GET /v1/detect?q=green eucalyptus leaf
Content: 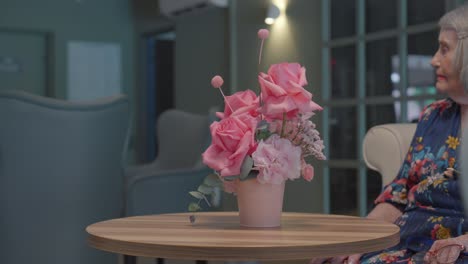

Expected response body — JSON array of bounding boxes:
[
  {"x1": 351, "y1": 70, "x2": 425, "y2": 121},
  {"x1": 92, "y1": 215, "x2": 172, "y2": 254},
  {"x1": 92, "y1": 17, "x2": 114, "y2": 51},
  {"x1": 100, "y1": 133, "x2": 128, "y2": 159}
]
[
  {"x1": 210, "y1": 188, "x2": 220, "y2": 205},
  {"x1": 203, "y1": 195, "x2": 212, "y2": 207},
  {"x1": 189, "y1": 191, "x2": 205, "y2": 199},
  {"x1": 188, "y1": 202, "x2": 202, "y2": 212},
  {"x1": 223, "y1": 175, "x2": 239, "y2": 181},
  {"x1": 239, "y1": 156, "x2": 254, "y2": 180},
  {"x1": 203, "y1": 174, "x2": 223, "y2": 187},
  {"x1": 255, "y1": 120, "x2": 271, "y2": 141},
  {"x1": 256, "y1": 120, "x2": 269, "y2": 130},
  {"x1": 256, "y1": 130, "x2": 272, "y2": 141},
  {"x1": 197, "y1": 184, "x2": 214, "y2": 195}
]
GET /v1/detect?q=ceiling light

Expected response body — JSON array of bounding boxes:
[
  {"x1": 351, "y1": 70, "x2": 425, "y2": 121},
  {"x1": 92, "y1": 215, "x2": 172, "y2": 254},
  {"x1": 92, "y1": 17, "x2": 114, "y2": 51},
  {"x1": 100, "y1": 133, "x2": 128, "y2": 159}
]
[{"x1": 265, "y1": 4, "x2": 280, "y2": 25}]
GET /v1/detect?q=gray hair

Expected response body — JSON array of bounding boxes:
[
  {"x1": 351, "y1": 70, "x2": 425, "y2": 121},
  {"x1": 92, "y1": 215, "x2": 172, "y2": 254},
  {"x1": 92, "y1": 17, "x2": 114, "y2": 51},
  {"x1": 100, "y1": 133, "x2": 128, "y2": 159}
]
[{"x1": 439, "y1": 4, "x2": 468, "y2": 90}]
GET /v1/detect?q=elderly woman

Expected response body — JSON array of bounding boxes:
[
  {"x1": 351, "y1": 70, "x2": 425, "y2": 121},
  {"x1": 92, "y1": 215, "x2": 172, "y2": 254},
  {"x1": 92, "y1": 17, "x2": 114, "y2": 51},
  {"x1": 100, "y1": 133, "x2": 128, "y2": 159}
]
[{"x1": 311, "y1": 4, "x2": 468, "y2": 264}]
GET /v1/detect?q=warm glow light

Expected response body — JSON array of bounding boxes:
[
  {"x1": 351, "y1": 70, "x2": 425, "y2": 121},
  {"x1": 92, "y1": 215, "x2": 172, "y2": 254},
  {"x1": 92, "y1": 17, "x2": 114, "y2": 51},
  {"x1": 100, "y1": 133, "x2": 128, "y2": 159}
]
[
  {"x1": 262, "y1": 0, "x2": 297, "y2": 63},
  {"x1": 272, "y1": 0, "x2": 287, "y2": 12},
  {"x1": 265, "y1": 17, "x2": 275, "y2": 25},
  {"x1": 265, "y1": 4, "x2": 280, "y2": 25},
  {"x1": 264, "y1": 0, "x2": 287, "y2": 26}
]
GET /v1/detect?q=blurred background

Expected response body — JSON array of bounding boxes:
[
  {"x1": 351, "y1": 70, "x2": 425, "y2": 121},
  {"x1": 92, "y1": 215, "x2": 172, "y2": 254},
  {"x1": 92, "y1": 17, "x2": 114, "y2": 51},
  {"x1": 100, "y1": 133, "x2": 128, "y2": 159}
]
[{"x1": 1, "y1": 1, "x2": 467, "y2": 263}]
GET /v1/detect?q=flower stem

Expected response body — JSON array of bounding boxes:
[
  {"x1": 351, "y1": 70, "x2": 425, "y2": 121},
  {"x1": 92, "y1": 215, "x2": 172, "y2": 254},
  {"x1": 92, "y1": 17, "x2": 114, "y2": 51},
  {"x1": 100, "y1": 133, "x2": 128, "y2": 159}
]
[
  {"x1": 281, "y1": 112, "x2": 287, "y2": 137},
  {"x1": 219, "y1": 88, "x2": 234, "y2": 113},
  {"x1": 258, "y1": 39, "x2": 265, "y2": 65},
  {"x1": 291, "y1": 122, "x2": 304, "y2": 142}
]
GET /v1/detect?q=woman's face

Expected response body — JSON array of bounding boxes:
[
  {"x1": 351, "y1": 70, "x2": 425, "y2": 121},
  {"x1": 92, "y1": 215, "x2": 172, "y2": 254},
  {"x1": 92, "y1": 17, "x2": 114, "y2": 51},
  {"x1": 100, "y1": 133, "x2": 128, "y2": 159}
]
[{"x1": 431, "y1": 29, "x2": 464, "y2": 95}]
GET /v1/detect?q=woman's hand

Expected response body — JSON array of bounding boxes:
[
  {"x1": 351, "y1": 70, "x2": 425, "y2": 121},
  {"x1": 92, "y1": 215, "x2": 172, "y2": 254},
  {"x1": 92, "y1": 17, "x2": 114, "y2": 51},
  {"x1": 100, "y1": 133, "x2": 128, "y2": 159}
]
[
  {"x1": 346, "y1": 253, "x2": 363, "y2": 264},
  {"x1": 308, "y1": 256, "x2": 345, "y2": 264},
  {"x1": 308, "y1": 203, "x2": 400, "y2": 264},
  {"x1": 423, "y1": 235, "x2": 468, "y2": 263},
  {"x1": 308, "y1": 253, "x2": 362, "y2": 264}
]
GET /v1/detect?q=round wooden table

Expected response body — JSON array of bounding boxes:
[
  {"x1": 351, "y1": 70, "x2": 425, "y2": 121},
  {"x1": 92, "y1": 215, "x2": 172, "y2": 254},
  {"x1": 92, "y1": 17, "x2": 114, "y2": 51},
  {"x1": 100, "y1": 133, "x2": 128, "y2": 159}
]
[{"x1": 86, "y1": 212, "x2": 400, "y2": 261}]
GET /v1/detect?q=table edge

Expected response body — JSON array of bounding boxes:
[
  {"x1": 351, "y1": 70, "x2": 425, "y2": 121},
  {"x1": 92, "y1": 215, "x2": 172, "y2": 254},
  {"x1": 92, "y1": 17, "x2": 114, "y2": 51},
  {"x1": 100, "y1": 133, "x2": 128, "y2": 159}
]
[{"x1": 87, "y1": 212, "x2": 401, "y2": 260}]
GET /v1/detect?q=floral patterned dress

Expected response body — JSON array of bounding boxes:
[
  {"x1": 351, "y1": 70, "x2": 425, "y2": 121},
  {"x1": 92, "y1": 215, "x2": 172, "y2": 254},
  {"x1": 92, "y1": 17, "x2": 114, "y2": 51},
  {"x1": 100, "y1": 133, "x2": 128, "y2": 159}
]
[{"x1": 361, "y1": 98, "x2": 467, "y2": 264}]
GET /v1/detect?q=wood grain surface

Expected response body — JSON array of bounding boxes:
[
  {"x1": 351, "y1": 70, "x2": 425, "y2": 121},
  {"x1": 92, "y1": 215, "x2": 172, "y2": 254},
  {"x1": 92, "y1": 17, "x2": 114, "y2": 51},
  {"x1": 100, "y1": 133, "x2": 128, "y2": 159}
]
[{"x1": 87, "y1": 212, "x2": 399, "y2": 261}]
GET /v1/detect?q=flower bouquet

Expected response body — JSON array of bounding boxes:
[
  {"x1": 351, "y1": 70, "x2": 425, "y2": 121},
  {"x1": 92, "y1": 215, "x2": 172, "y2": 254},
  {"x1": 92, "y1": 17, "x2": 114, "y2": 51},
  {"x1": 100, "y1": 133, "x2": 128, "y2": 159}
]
[{"x1": 188, "y1": 29, "x2": 325, "y2": 226}]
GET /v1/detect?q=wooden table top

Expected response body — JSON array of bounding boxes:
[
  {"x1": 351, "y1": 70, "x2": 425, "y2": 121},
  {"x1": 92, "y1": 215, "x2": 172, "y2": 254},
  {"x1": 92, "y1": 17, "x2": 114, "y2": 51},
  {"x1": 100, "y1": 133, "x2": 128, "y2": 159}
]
[{"x1": 86, "y1": 212, "x2": 400, "y2": 261}]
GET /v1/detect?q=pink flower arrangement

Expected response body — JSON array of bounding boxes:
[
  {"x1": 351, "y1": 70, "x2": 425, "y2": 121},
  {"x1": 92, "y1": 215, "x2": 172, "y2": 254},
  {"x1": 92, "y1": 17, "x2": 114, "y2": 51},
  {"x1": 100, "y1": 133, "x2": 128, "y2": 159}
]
[{"x1": 188, "y1": 29, "x2": 325, "y2": 216}]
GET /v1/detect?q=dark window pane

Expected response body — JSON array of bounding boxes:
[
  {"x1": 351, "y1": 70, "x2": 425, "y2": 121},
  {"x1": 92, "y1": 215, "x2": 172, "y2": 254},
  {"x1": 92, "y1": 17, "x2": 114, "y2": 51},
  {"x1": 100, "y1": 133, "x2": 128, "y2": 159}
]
[
  {"x1": 366, "y1": 104, "x2": 396, "y2": 130},
  {"x1": 367, "y1": 169, "x2": 383, "y2": 214},
  {"x1": 408, "y1": 0, "x2": 446, "y2": 26},
  {"x1": 408, "y1": 30, "x2": 438, "y2": 86},
  {"x1": 330, "y1": 106, "x2": 357, "y2": 159},
  {"x1": 366, "y1": 38, "x2": 397, "y2": 96},
  {"x1": 331, "y1": 45, "x2": 356, "y2": 98},
  {"x1": 366, "y1": 0, "x2": 397, "y2": 33},
  {"x1": 408, "y1": 31, "x2": 439, "y2": 56},
  {"x1": 387, "y1": 30, "x2": 441, "y2": 122},
  {"x1": 331, "y1": 0, "x2": 356, "y2": 39},
  {"x1": 330, "y1": 168, "x2": 358, "y2": 215},
  {"x1": 366, "y1": 99, "x2": 436, "y2": 126},
  {"x1": 392, "y1": 88, "x2": 437, "y2": 123},
  {"x1": 330, "y1": 169, "x2": 383, "y2": 215}
]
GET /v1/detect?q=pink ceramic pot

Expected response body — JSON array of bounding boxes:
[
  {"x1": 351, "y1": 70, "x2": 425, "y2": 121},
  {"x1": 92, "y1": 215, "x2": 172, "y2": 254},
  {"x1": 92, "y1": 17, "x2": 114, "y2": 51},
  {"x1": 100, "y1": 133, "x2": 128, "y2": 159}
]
[{"x1": 236, "y1": 178, "x2": 285, "y2": 228}]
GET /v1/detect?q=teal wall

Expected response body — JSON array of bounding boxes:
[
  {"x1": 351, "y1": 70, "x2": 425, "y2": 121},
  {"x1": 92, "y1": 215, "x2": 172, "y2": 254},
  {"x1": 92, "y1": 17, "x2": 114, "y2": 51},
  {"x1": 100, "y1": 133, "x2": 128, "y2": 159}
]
[
  {"x1": 0, "y1": 0, "x2": 134, "y2": 101},
  {"x1": 175, "y1": 8, "x2": 228, "y2": 114},
  {"x1": 221, "y1": 0, "x2": 324, "y2": 213},
  {"x1": 133, "y1": 3, "x2": 227, "y2": 121},
  {"x1": 2, "y1": 0, "x2": 325, "y2": 213},
  {"x1": 131, "y1": 2, "x2": 228, "y2": 162},
  {"x1": 132, "y1": 0, "x2": 324, "y2": 213},
  {"x1": 131, "y1": 0, "x2": 173, "y2": 162}
]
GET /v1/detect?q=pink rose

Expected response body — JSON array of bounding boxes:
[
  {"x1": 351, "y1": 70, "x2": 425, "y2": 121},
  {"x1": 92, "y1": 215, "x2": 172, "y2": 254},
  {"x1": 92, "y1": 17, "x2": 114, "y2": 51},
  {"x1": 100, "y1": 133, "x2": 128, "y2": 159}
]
[
  {"x1": 202, "y1": 114, "x2": 258, "y2": 177},
  {"x1": 258, "y1": 62, "x2": 322, "y2": 120},
  {"x1": 216, "y1": 90, "x2": 260, "y2": 119},
  {"x1": 301, "y1": 160, "x2": 314, "y2": 181},
  {"x1": 252, "y1": 134, "x2": 301, "y2": 184}
]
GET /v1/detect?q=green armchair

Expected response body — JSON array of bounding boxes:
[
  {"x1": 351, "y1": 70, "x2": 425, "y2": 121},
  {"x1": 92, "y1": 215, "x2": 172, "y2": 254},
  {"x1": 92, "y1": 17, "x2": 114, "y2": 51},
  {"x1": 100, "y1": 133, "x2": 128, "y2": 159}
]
[{"x1": 0, "y1": 90, "x2": 130, "y2": 264}]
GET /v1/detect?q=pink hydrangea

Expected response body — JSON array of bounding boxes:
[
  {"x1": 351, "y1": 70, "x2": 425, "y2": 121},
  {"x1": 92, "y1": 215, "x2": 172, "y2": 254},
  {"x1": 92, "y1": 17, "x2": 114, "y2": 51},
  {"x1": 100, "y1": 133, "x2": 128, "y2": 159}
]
[
  {"x1": 252, "y1": 134, "x2": 302, "y2": 184},
  {"x1": 267, "y1": 117, "x2": 326, "y2": 161}
]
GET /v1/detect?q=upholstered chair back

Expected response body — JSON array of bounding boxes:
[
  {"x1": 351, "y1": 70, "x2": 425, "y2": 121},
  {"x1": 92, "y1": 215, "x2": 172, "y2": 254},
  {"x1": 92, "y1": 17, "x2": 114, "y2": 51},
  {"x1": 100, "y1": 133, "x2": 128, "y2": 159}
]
[
  {"x1": 0, "y1": 90, "x2": 130, "y2": 264},
  {"x1": 125, "y1": 109, "x2": 214, "y2": 217},
  {"x1": 362, "y1": 123, "x2": 417, "y2": 186},
  {"x1": 155, "y1": 109, "x2": 210, "y2": 170}
]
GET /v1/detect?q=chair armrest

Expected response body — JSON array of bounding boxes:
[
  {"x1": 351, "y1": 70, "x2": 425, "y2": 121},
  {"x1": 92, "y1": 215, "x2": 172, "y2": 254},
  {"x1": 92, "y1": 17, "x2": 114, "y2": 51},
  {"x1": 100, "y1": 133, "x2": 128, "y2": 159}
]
[
  {"x1": 362, "y1": 123, "x2": 416, "y2": 186},
  {"x1": 125, "y1": 167, "x2": 215, "y2": 216}
]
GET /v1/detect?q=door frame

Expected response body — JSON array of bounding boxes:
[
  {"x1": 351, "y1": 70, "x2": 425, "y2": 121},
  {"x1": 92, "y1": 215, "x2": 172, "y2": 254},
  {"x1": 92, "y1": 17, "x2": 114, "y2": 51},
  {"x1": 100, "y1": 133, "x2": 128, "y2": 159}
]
[{"x1": 140, "y1": 27, "x2": 175, "y2": 161}]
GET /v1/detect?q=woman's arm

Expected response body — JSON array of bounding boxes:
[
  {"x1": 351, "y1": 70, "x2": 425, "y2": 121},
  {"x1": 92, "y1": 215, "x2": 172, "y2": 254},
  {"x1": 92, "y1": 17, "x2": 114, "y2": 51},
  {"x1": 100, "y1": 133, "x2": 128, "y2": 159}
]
[
  {"x1": 366, "y1": 203, "x2": 403, "y2": 223},
  {"x1": 342, "y1": 203, "x2": 403, "y2": 264},
  {"x1": 311, "y1": 200, "x2": 405, "y2": 264}
]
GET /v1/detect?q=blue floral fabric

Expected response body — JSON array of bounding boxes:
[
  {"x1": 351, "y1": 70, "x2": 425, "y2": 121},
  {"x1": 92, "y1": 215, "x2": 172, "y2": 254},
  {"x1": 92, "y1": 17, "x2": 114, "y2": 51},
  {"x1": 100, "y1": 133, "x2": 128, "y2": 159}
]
[{"x1": 361, "y1": 98, "x2": 468, "y2": 264}]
